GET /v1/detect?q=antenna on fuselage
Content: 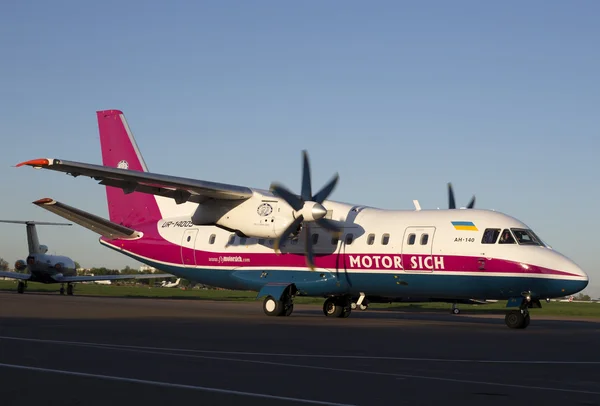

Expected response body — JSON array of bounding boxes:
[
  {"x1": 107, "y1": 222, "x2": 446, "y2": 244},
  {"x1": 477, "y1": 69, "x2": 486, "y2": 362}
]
[{"x1": 412, "y1": 200, "x2": 421, "y2": 211}]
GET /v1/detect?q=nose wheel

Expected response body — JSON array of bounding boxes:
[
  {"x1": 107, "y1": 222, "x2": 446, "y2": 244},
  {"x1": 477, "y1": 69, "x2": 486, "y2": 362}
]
[{"x1": 505, "y1": 309, "x2": 530, "y2": 329}]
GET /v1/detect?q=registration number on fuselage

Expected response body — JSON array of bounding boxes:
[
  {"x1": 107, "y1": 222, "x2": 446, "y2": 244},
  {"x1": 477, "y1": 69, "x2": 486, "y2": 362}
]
[{"x1": 161, "y1": 221, "x2": 193, "y2": 228}]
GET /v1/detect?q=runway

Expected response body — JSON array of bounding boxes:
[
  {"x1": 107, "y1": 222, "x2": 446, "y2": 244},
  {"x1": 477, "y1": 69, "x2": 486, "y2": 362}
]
[{"x1": 1, "y1": 292, "x2": 599, "y2": 406}]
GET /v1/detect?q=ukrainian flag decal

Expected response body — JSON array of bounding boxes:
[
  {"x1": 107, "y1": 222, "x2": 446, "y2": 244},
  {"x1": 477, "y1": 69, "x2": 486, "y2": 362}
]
[{"x1": 451, "y1": 221, "x2": 478, "y2": 231}]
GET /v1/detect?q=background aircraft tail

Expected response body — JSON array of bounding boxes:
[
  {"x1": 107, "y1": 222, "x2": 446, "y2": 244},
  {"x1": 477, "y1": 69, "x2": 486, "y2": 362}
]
[{"x1": 96, "y1": 110, "x2": 163, "y2": 227}]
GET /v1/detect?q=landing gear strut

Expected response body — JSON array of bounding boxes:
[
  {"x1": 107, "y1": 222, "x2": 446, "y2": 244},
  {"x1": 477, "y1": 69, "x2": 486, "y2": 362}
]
[
  {"x1": 350, "y1": 292, "x2": 369, "y2": 311},
  {"x1": 323, "y1": 296, "x2": 352, "y2": 318}
]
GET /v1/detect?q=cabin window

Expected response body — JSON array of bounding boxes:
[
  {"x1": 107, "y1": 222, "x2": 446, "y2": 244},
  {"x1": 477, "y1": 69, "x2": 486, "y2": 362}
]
[
  {"x1": 407, "y1": 233, "x2": 416, "y2": 245},
  {"x1": 498, "y1": 229, "x2": 516, "y2": 244},
  {"x1": 381, "y1": 233, "x2": 390, "y2": 245},
  {"x1": 367, "y1": 234, "x2": 375, "y2": 245},
  {"x1": 420, "y1": 234, "x2": 429, "y2": 245},
  {"x1": 240, "y1": 237, "x2": 247, "y2": 245},
  {"x1": 208, "y1": 234, "x2": 216, "y2": 244},
  {"x1": 345, "y1": 234, "x2": 354, "y2": 245},
  {"x1": 481, "y1": 228, "x2": 500, "y2": 244},
  {"x1": 312, "y1": 233, "x2": 319, "y2": 245},
  {"x1": 331, "y1": 236, "x2": 338, "y2": 245},
  {"x1": 228, "y1": 235, "x2": 235, "y2": 245},
  {"x1": 258, "y1": 238, "x2": 265, "y2": 245}
]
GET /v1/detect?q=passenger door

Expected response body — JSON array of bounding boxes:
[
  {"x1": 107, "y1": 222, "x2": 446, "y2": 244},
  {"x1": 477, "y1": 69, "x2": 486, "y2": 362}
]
[
  {"x1": 401, "y1": 226, "x2": 436, "y2": 273},
  {"x1": 181, "y1": 229, "x2": 198, "y2": 267}
]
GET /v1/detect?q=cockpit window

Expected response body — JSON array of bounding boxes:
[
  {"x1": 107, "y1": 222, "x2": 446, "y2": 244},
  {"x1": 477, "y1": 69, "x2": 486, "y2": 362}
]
[
  {"x1": 511, "y1": 228, "x2": 543, "y2": 246},
  {"x1": 498, "y1": 229, "x2": 516, "y2": 244},
  {"x1": 481, "y1": 228, "x2": 500, "y2": 244}
]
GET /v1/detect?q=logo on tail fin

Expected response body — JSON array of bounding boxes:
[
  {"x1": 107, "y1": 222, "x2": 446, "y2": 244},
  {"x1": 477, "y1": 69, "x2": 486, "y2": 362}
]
[{"x1": 117, "y1": 160, "x2": 129, "y2": 169}]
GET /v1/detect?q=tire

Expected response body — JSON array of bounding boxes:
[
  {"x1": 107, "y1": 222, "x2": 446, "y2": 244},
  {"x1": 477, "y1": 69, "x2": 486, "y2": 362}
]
[
  {"x1": 263, "y1": 296, "x2": 284, "y2": 316},
  {"x1": 505, "y1": 310, "x2": 525, "y2": 329},
  {"x1": 323, "y1": 298, "x2": 343, "y2": 317}
]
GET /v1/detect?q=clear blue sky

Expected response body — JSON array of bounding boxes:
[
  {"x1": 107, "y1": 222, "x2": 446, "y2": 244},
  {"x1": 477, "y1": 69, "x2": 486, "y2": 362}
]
[{"x1": 1, "y1": 1, "x2": 598, "y2": 297}]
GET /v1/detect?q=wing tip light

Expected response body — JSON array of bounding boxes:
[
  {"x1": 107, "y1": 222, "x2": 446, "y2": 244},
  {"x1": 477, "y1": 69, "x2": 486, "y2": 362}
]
[
  {"x1": 16, "y1": 158, "x2": 51, "y2": 168},
  {"x1": 33, "y1": 198, "x2": 55, "y2": 205}
]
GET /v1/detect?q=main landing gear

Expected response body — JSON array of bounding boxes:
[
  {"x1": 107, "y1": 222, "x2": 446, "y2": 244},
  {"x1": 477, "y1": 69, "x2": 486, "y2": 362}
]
[
  {"x1": 451, "y1": 303, "x2": 460, "y2": 315},
  {"x1": 323, "y1": 296, "x2": 352, "y2": 318},
  {"x1": 59, "y1": 283, "x2": 74, "y2": 296},
  {"x1": 262, "y1": 286, "x2": 295, "y2": 317},
  {"x1": 17, "y1": 281, "x2": 27, "y2": 294},
  {"x1": 262, "y1": 290, "x2": 356, "y2": 319}
]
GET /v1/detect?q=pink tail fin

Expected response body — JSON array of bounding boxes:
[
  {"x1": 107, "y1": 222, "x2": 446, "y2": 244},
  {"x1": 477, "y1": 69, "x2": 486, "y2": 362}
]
[{"x1": 97, "y1": 110, "x2": 162, "y2": 227}]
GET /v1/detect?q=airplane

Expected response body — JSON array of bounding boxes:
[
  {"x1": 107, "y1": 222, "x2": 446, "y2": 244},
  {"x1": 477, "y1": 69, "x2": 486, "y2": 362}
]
[
  {"x1": 0, "y1": 219, "x2": 173, "y2": 295},
  {"x1": 15, "y1": 109, "x2": 589, "y2": 328},
  {"x1": 161, "y1": 278, "x2": 181, "y2": 288}
]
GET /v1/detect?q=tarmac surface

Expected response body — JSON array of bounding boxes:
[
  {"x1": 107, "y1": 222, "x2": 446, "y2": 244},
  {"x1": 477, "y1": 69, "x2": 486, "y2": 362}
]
[{"x1": 1, "y1": 291, "x2": 599, "y2": 406}]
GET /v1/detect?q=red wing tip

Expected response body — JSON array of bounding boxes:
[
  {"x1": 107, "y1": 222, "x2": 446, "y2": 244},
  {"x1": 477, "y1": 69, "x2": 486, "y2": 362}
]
[
  {"x1": 16, "y1": 158, "x2": 50, "y2": 168},
  {"x1": 33, "y1": 198, "x2": 55, "y2": 205}
]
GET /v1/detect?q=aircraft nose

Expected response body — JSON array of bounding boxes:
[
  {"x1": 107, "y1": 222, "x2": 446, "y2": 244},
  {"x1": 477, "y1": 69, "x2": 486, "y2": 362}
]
[{"x1": 563, "y1": 260, "x2": 589, "y2": 295}]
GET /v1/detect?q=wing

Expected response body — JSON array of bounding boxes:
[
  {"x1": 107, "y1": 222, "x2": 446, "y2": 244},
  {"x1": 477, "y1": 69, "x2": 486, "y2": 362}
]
[
  {"x1": 17, "y1": 158, "x2": 254, "y2": 204},
  {"x1": 0, "y1": 271, "x2": 32, "y2": 281},
  {"x1": 33, "y1": 198, "x2": 141, "y2": 239},
  {"x1": 51, "y1": 273, "x2": 173, "y2": 283}
]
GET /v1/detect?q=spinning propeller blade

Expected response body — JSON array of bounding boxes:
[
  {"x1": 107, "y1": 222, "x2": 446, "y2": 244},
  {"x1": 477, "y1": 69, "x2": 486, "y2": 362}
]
[{"x1": 270, "y1": 150, "x2": 340, "y2": 270}]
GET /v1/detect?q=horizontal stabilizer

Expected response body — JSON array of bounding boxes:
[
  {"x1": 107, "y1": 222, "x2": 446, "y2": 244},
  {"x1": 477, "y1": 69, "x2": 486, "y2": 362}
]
[
  {"x1": 0, "y1": 271, "x2": 32, "y2": 281},
  {"x1": 51, "y1": 273, "x2": 173, "y2": 283},
  {"x1": 33, "y1": 198, "x2": 142, "y2": 240},
  {"x1": 0, "y1": 220, "x2": 71, "y2": 226}
]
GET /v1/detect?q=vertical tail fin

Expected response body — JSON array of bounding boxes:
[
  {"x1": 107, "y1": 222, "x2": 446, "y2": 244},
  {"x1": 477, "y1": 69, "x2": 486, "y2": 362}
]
[{"x1": 97, "y1": 110, "x2": 162, "y2": 227}]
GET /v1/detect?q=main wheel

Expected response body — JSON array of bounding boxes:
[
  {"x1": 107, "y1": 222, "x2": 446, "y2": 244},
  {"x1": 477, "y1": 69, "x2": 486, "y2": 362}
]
[
  {"x1": 323, "y1": 298, "x2": 343, "y2": 317},
  {"x1": 284, "y1": 303, "x2": 294, "y2": 316},
  {"x1": 452, "y1": 308, "x2": 460, "y2": 315},
  {"x1": 263, "y1": 296, "x2": 284, "y2": 316},
  {"x1": 67, "y1": 284, "x2": 74, "y2": 296},
  {"x1": 59, "y1": 287, "x2": 65, "y2": 295},
  {"x1": 17, "y1": 282, "x2": 25, "y2": 294},
  {"x1": 505, "y1": 310, "x2": 525, "y2": 329}
]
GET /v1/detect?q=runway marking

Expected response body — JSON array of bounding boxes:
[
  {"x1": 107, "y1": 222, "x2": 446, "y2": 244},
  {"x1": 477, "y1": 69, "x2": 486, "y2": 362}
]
[
  {"x1": 2, "y1": 335, "x2": 600, "y2": 365},
  {"x1": 0, "y1": 362, "x2": 355, "y2": 406},
  {"x1": 1, "y1": 336, "x2": 598, "y2": 396}
]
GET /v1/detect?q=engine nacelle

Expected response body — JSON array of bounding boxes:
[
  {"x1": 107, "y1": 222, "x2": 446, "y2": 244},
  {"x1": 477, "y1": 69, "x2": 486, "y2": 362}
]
[
  {"x1": 38, "y1": 245, "x2": 48, "y2": 254},
  {"x1": 219, "y1": 215, "x2": 300, "y2": 239},
  {"x1": 14, "y1": 259, "x2": 27, "y2": 271},
  {"x1": 192, "y1": 193, "x2": 302, "y2": 239}
]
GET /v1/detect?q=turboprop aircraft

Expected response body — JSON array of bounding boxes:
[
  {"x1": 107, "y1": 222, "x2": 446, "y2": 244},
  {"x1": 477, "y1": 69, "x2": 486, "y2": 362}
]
[
  {"x1": 0, "y1": 219, "x2": 173, "y2": 295},
  {"x1": 15, "y1": 109, "x2": 588, "y2": 328}
]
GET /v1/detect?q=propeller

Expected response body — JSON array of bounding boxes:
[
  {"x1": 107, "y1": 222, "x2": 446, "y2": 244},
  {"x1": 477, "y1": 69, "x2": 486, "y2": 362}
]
[
  {"x1": 270, "y1": 150, "x2": 342, "y2": 270},
  {"x1": 447, "y1": 182, "x2": 475, "y2": 209}
]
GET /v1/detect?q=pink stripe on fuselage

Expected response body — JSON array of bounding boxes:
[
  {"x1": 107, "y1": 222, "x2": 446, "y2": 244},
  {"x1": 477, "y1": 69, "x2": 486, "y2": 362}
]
[{"x1": 101, "y1": 225, "x2": 579, "y2": 278}]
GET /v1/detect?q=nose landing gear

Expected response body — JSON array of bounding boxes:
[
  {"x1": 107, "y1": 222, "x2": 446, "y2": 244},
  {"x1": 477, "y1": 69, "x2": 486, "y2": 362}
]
[{"x1": 504, "y1": 294, "x2": 540, "y2": 329}]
